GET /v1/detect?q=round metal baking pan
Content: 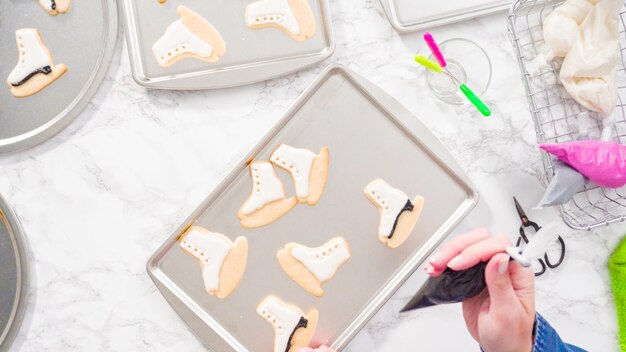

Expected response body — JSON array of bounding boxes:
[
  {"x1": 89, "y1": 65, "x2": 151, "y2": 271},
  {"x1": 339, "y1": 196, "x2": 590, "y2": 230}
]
[
  {"x1": 0, "y1": 0, "x2": 117, "y2": 153},
  {"x1": 0, "y1": 194, "x2": 29, "y2": 352}
]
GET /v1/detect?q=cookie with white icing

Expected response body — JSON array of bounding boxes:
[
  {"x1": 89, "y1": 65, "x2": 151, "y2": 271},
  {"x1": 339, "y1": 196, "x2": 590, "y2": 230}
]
[
  {"x1": 270, "y1": 144, "x2": 329, "y2": 206},
  {"x1": 152, "y1": 5, "x2": 226, "y2": 67},
  {"x1": 7, "y1": 29, "x2": 67, "y2": 98},
  {"x1": 364, "y1": 179, "x2": 424, "y2": 249},
  {"x1": 245, "y1": 0, "x2": 316, "y2": 42},
  {"x1": 257, "y1": 296, "x2": 318, "y2": 352},
  {"x1": 277, "y1": 237, "x2": 350, "y2": 297},
  {"x1": 38, "y1": 0, "x2": 71, "y2": 15},
  {"x1": 238, "y1": 161, "x2": 298, "y2": 228},
  {"x1": 178, "y1": 226, "x2": 248, "y2": 299}
]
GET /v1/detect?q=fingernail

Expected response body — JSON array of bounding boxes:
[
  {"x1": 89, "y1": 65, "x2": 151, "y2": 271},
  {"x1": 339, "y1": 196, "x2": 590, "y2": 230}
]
[
  {"x1": 425, "y1": 264, "x2": 435, "y2": 274},
  {"x1": 498, "y1": 256, "x2": 510, "y2": 274},
  {"x1": 429, "y1": 251, "x2": 444, "y2": 264},
  {"x1": 447, "y1": 255, "x2": 462, "y2": 268}
]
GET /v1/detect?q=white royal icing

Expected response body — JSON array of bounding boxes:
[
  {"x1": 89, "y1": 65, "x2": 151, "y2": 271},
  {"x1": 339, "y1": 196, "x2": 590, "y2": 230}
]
[
  {"x1": 365, "y1": 179, "x2": 412, "y2": 238},
  {"x1": 245, "y1": 0, "x2": 301, "y2": 35},
  {"x1": 152, "y1": 19, "x2": 213, "y2": 66},
  {"x1": 179, "y1": 228, "x2": 232, "y2": 292},
  {"x1": 7, "y1": 29, "x2": 53, "y2": 86},
  {"x1": 38, "y1": 0, "x2": 54, "y2": 11},
  {"x1": 257, "y1": 297, "x2": 304, "y2": 352},
  {"x1": 270, "y1": 144, "x2": 316, "y2": 199},
  {"x1": 240, "y1": 162, "x2": 287, "y2": 215},
  {"x1": 291, "y1": 237, "x2": 350, "y2": 282}
]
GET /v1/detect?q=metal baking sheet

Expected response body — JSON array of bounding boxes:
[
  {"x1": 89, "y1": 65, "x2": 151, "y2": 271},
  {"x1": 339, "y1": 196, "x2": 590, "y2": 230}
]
[
  {"x1": 0, "y1": 194, "x2": 29, "y2": 352},
  {"x1": 379, "y1": 0, "x2": 512, "y2": 32},
  {"x1": 121, "y1": 0, "x2": 334, "y2": 89},
  {"x1": 0, "y1": 0, "x2": 117, "y2": 154},
  {"x1": 147, "y1": 64, "x2": 477, "y2": 351}
]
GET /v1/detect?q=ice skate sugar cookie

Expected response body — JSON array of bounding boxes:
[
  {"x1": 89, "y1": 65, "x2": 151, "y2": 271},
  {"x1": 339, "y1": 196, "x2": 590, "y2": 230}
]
[
  {"x1": 257, "y1": 296, "x2": 318, "y2": 352},
  {"x1": 7, "y1": 29, "x2": 67, "y2": 98},
  {"x1": 178, "y1": 226, "x2": 248, "y2": 299},
  {"x1": 245, "y1": 0, "x2": 317, "y2": 42},
  {"x1": 238, "y1": 161, "x2": 297, "y2": 228},
  {"x1": 270, "y1": 144, "x2": 329, "y2": 205},
  {"x1": 152, "y1": 6, "x2": 226, "y2": 67},
  {"x1": 364, "y1": 179, "x2": 424, "y2": 249},
  {"x1": 277, "y1": 237, "x2": 350, "y2": 297},
  {"x1": 38, "y1": 0, "x2": 71, "y2": 15}
]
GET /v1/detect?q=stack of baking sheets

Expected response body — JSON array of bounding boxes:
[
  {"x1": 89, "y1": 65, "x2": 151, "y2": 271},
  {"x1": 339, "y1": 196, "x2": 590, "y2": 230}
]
[
  {"x1": 120, "y1": 0, "x2": 334, "y2": 89},
  {"x1": 148, "y1": 65, "x2": 478, "y2": 351}
]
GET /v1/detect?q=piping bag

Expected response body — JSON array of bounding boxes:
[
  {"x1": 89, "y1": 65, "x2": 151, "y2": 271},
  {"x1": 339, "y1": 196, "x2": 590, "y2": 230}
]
[{"x1": 400, "y1": 224, "x2": 561, "y2": 312}]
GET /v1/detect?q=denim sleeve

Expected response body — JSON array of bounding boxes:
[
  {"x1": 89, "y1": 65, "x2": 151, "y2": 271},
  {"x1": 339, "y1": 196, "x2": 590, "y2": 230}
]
[{"x1": 532, "y1": 313, "x2": 587, "y2": 352}]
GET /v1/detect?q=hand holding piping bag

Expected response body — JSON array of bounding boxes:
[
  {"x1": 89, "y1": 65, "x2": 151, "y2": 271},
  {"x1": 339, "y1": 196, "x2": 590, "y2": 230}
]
[
  {"x1": 424, "y1": 229, "x2": 535, "y2": 352},
  {"x1": 414, "y1": 33, "x2": 492, "y2": 117}
]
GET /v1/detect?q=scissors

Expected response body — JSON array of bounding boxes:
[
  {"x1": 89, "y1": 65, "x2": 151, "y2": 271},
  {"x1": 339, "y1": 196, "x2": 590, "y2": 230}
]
[{"x1": 513, "y1": 197, "x2": 566, "y2": 276}]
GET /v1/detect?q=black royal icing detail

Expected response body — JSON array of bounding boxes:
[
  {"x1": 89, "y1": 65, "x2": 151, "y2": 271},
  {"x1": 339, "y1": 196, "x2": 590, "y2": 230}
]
[
  {"x1": 51, "y1": 0, "x2": 57, "y2": 10},
  {"x1": 387, "y1": 199, "x2": 414, "y2": 239},
  {"x1": 11, "y1": 66, "x2": 52, "y2": 87},
  {"x1": 285, "y1": 316, "x2": 308, "y2": 352}
]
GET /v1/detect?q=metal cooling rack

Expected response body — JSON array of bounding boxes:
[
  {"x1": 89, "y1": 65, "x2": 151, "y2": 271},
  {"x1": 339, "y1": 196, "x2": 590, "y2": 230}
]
[{"x1": 508, "y1": 0, "x2": 626, "y2": 230}]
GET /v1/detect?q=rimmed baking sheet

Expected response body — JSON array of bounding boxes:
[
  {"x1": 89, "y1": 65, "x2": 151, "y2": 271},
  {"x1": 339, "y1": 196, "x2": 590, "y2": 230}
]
[
  {"x1": 0, "y1": 194, "x2": 29, "y2": 352},
  {"x1": 147, "y1": 64, "x2": 477, "y2": 351},
  {"x1": 121, "y1": 0, "x2": 334, "y2": 89},
  {"x1": 379, "y1": 0, "x2": 512, "y2": 32},
  {"x1": 0, "y1": 0, "x2": 117, "y2": 153}
]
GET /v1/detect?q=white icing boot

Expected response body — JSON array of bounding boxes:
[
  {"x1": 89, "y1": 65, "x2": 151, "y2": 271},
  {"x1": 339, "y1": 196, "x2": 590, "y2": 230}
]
[
  {"x1": 277, "y1": 237, "x2": 350, "y2": 297},
  {"x1": 245, "y1": 0, "x2": 316, "y2": 42},
  {"x1": 364, "y1": 179, "x2": 424, "y2": 249},
  {"x1": 179, "y1": 226, "x2": 248, "y2": 299},
  {"x1": 152, "y1": 5, "x2": 226, "y2": 67},
  {"x1": 7, "y1": 29, "x2": 67, "y2": 98},
  {"x1": 257, "y1": 296, "x2": 318, "y2": 352},
  {"x1": 238, "y1": 161, "x2": 297, "y2": 228},
  {"x1": 270, "y1": 144, "x2": 329, "y2": 205},
  {"x1": 38, "y1": 0, "x2": 71, "y2": 15}
]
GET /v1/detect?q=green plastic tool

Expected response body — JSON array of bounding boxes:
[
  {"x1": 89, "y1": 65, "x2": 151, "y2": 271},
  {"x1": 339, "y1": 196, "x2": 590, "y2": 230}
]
[
  {"x1": 446, "y1": 73, "x2": 491, "y2": 117},
  {"x1": 459, "y1": 83, "x2": 491, "y2": 117}
]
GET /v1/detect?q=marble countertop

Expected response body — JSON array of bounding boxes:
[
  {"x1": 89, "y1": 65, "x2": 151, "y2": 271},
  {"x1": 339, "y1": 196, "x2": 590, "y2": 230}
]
[{"x1": 3, "y1": 0, "x2": 625, "y2": 350}]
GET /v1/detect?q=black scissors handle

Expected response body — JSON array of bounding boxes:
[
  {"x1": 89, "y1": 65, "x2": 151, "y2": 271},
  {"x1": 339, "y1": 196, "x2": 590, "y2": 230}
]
[{"x1": 544, "y1": 235, "x2": 566, "y2": 269}]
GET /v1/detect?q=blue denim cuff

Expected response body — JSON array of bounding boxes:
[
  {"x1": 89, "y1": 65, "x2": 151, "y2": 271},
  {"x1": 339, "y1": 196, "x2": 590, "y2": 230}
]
[{"x1": 533, "y1": 313, "x2": 587, "y2": 352}]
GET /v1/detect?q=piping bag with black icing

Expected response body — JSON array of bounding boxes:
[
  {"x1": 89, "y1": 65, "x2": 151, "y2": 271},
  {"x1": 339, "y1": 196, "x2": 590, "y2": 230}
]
[{"x1": 400, "y1": 224, "x2": 562, "y2": 312}]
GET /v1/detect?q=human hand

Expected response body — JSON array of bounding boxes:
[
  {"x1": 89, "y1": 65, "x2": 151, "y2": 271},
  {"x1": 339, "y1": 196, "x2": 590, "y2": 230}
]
[
  {"x1": 301, "y1": 346, "x2": 334, "y2": 352},
  {"x1": 424, "y1": 228, "x2": 536, "y2": 352}
]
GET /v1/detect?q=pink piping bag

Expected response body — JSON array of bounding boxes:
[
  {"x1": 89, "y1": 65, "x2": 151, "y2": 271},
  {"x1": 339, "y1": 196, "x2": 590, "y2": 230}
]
[{"x1": 540, "y1": 140, "x2": 626, "y2": 188}]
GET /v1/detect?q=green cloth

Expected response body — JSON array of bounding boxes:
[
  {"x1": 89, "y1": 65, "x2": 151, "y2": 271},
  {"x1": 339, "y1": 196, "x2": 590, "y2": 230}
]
[{"x1": 610, "y1": 237, "x2": 626, "y2": 351}]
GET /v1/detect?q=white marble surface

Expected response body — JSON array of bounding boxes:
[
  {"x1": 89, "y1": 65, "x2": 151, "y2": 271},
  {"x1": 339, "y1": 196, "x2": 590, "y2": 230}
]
[{"x1": 3, "y1": 0, "x2": 626, "y2": 351}]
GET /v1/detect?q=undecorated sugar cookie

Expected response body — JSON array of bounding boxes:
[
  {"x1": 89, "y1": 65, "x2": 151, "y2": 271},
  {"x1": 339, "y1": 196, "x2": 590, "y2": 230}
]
[
  {"x1": 38, "y1": 0, "x2": 71, "y2": 15},
  {"x1": 238, "y1": 161, "x2": 298, "y2": 228},
  {"x1": 178, "y1": 226, "x2": 248, "y2": 299},
  {"x1": 7, "y1": 28, "x2": 67, "y2": 98},
  {"x1": 245, "y1": 0, "x2": 317, "y2": 42},
  {"x1": 152, "y1": 5, "x2": 226, "y2": 67},
  {"x1": 257, "y1": 296, "x2": 318, "y2": 352},
  {"x1": 364, "y1": 179, "x2": 424, "y2": 249},
  {"x1": 270, "y1": 144, "x2": 329, "y2": 205},
  {"x1": 277, "y1": 237, "x2": 350, "y2": 297}
]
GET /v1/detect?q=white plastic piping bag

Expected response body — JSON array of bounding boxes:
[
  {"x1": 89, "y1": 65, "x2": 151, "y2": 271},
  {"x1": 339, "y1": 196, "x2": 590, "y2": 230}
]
[{"x1": 506, "y1": 223, "x2": 562, "y2": 267}]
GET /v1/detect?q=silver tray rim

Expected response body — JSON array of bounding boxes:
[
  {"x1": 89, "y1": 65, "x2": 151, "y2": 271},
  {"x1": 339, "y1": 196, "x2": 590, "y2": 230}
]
[
  {"x1": 0, "y1": 194, "x2": 29, "y2": 352},
  {"x1": 0, "y1": 0, "x2": 118, "y2": 154},
  {"x1": 379, "y1": 0, "x2": 511, "y2": 33},
  {"x1": 146, "y1": 64, "x2": 478, "y2": 351},
  {"x1": 120, "y1": 0, "x2": 335, "y2": 90}
]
